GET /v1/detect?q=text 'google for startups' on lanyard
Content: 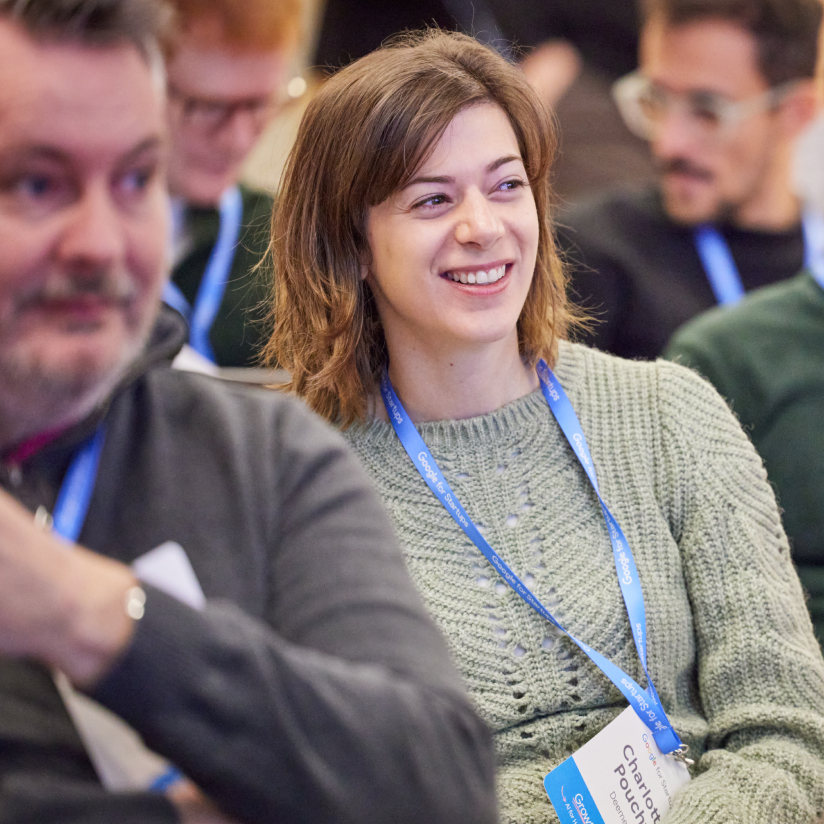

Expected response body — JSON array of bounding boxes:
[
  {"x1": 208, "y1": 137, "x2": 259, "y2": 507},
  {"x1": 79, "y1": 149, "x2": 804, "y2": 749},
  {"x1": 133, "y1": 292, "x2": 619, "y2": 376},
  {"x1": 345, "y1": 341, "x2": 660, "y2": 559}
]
[
  {"x1": 50, "y1": 427, "x2": 182, "y2": 793},
  {"x1": 381, "y1": 363, "x2": 686, "y2": 758},
  {"x1": 694, "y1": 209, "x2": 824, "y2": 305},
  {"x1": 162, "y1": 185, "x2": 243, "y2": 363}
]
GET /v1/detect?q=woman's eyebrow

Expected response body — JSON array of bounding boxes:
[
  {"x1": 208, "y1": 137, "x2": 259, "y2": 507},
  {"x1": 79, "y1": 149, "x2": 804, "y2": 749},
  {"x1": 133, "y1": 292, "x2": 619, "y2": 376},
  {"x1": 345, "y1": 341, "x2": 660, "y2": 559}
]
[
  {"x1": 403, "y1": 155, "x2": 523, "y2": 190},
  {"x1": 488, "y1": 154, "x2": 522, "y2": 172}
]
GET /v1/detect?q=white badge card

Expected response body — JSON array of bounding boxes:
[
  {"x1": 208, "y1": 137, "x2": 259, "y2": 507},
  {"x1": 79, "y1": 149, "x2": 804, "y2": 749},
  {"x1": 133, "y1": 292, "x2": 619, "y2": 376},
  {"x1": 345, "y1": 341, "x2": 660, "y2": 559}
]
[{"x1": 544, "y1": 707, "x2": 690, "y2": 824}]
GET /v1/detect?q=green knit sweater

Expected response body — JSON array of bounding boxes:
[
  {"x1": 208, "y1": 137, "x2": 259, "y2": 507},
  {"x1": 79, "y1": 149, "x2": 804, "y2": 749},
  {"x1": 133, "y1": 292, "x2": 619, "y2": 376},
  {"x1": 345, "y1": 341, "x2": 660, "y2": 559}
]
[{"x1": 343, "y1": 341, "x2": 824, "y2": 824}]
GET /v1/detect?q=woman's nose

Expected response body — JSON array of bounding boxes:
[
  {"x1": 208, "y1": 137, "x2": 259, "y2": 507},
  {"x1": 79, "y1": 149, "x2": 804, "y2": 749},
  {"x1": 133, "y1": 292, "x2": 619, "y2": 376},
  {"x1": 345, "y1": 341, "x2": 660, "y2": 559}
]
[{"x1": 454, "y1": 190, "x2": 504, "y2": 248}]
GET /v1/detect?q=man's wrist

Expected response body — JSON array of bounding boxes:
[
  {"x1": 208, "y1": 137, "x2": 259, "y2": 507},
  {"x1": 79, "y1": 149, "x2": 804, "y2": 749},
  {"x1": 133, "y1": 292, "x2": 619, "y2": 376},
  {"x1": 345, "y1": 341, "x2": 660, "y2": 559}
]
[{"x1": 51, "y1": 547, "x2": 143, "y2": 689}]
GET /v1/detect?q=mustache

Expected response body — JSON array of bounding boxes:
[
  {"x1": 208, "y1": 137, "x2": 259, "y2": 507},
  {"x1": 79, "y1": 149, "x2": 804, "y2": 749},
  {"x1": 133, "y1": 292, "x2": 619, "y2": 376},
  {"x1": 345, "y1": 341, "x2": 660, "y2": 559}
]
[
  {"x1": 17, "y1": 271, "x2": 137, "y2": 309},
  {"x1": 658, "y1": 157, "x2": 713, "y2": 181}
]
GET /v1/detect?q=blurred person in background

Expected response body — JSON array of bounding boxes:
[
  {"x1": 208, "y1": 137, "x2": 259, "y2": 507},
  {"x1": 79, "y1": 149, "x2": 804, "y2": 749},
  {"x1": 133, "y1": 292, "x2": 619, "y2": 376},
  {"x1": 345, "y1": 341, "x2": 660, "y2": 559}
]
[
  {"x1": 665, "y1": 22, "x2": 824, "y2": 642},
  {"x1": 559, "y1": 0, "x2": 821, "y2": 359},
  {"x1": 164, "y1": 0, "x2": 299, "y2": 368}
]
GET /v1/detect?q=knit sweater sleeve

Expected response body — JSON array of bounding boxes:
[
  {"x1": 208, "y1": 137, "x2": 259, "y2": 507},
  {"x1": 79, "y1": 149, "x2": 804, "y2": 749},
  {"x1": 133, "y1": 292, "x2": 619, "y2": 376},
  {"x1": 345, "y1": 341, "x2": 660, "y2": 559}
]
[{"x1": 655, "y1": 360, "x2": 824, "y2": 823}]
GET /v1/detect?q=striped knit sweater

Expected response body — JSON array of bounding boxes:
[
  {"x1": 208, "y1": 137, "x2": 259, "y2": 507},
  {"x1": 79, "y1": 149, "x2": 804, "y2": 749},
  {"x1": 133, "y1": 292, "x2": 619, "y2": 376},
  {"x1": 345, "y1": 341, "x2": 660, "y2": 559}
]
[{"x1": 343, "y1": 341, "x2": 824, "y2": 824}]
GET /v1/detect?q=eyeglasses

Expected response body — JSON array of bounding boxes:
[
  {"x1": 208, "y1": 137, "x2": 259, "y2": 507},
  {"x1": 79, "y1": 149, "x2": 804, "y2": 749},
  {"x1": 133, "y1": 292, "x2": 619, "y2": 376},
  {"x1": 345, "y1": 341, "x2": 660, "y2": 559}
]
[
  {"x1": 168, "y1": 83, "x2": 278, "y2": 134},
  {"x1": 612, "y1": 71, "x2": 798, "y2": 142}
]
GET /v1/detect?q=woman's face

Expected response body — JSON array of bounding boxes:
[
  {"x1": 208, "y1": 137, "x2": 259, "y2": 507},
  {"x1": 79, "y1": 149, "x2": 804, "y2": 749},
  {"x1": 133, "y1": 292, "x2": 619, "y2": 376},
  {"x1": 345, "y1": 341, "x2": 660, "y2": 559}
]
[{"x1": 364, "y1": 103, "x2": 540, "y2": 358}]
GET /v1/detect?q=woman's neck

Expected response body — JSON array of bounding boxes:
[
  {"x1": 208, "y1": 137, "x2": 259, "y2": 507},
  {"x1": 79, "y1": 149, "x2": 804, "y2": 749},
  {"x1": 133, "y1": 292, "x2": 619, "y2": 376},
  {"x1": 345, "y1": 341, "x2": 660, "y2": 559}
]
[{"x1": 382, "y1": 337, "x2": 539, "y2": 423}]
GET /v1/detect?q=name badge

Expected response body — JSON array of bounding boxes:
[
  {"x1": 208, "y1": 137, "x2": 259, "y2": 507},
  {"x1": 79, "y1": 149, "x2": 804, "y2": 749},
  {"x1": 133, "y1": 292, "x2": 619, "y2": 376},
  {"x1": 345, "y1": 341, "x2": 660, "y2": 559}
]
[{"x1": 544, "y1": 708, "x2": 691, "y2": 823}]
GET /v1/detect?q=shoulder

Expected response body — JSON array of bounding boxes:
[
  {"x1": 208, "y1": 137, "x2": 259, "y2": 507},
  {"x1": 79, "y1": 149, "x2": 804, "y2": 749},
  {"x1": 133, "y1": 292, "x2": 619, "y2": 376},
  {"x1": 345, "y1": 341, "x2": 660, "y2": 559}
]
[
  {"x1": 664, "y1": 272, "x2": 819, "y2": 383},
  {"x1": 669, "y1": 272, "x2": 816, "y2": 351},
  {"x1": 553, "y1": 343, "x2": 760, "y2": 536},
  {"x1": 239, "y1": 183, "x2": 275, "y2": 218},
  {"x1": 557, "y1": 184, "x2": 665, "y2": 244},
  {"x1": 122, "y1": 367, "x2": 354, "y2": 470},
  {"x1": 556, "y1": 339, "x2": 711, "y2": 395},
  {"x1": 555, "y1": 340, "x2": 735, "y2": 436},
  {"x1": 238, "y1": 184, "x2": 275, "y2": 257}
]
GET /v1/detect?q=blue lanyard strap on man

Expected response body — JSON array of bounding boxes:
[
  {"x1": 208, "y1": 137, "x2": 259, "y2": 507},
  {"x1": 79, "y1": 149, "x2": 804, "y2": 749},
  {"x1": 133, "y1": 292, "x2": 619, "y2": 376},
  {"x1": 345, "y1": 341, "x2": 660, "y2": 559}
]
[
  {"x1": 51, "y1": 427, "x2": 183, "y2": 792},
  {"x1": 163, "y1": 185, "x2": 244, "y2": 363},
  {"x1": 52, "y1": 427, "x2": 107, "y2": 543},
  {"x1": 694, "y1": 209, "x2": 824, "y2": 305},
  {"x1": 381, "y1": 367, "x2": 684, "y2": 756}
]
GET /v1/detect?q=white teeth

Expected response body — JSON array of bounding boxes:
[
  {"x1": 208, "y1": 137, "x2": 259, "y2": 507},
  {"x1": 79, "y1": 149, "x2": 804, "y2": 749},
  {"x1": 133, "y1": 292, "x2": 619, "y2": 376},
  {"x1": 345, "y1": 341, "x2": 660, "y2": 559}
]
[{"x1": 446, "y1": 265, "x2": 507, "y2": 284}]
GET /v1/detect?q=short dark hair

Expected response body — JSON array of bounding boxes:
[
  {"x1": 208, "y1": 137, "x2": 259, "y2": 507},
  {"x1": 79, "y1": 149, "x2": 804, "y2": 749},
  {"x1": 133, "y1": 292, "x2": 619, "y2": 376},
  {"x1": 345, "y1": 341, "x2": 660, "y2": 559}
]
[
  {"x1": 641, "y1": 0, "x2": 822, "y2": 86},
  {"x1": 0, "y1": 0, "x2": 172, "y2": 60},
  {"x1": 266, "y1": 29, "x2": 584, "y2": 426}
]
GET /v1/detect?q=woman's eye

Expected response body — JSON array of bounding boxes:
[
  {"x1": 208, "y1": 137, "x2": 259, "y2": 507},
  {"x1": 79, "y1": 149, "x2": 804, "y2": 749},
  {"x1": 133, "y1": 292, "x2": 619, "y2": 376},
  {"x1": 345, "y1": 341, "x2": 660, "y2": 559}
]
[
  {"x1": 414, "y1": 193, "x2": 449, "y2": 209},
  {"x1": 499, "y1": 178, "x2": 525, "y2": 192}
]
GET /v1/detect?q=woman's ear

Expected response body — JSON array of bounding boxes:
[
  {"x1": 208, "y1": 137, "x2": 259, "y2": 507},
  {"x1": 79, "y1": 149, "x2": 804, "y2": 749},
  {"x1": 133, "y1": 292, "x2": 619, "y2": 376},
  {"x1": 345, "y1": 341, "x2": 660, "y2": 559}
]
[{"x1": 360, "y1": 262, "x2": 369, "y2": 281}]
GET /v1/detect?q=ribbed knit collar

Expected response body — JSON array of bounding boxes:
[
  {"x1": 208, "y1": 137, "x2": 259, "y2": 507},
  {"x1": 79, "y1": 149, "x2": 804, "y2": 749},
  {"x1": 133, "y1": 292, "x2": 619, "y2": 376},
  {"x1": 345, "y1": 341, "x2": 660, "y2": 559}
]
[{"x1": 353, "y1": 341, "x2": 582, "y2": 448}]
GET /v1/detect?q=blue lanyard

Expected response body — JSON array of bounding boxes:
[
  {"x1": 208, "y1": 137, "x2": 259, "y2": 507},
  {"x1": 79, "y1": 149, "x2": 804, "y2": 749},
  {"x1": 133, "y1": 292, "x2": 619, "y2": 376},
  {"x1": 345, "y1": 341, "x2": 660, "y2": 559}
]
[
  {"x1": 811, "y1": 259, "x2": 824, "y2": 290},
  {"x1": 694, "y1": 210, "x2": 824, "y2": 306},
  {"x1": 808, "y1": 224, "x2": 824, "y2": 291},
  {"x1": 694, "y1": 211, "x2": 824, "y2": 304},
  {"x1": 51, "y1": 427, "x2": 183, "y2": 792},
  {"x1": 52, "y1": 427, "x2": 107, "y2": 543},
  {"x1": 381, "y1": 367, "x2": 683, "y2": 755},
  {"x1": 163, "y1": 185, "x2": 244, "y2": 363}
]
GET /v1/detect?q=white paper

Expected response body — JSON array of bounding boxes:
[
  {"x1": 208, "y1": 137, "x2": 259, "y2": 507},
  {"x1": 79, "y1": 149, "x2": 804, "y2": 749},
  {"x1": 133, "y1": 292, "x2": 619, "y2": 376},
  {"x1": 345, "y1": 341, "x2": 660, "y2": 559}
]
[
  {"x1": 133, "y1": 541, "x2": 205, "y2": 609},
  {"x1": 171, "y1": 343, "x2": 220, "y2": 376}
]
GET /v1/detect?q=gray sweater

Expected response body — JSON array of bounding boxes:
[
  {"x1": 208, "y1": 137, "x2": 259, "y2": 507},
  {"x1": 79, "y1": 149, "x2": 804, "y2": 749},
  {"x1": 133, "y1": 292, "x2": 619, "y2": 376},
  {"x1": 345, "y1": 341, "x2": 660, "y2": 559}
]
[
  {"x1": 0, "y1": 309, "x2": 498, "y2": 824},
  {"x1": 344, "y1": 341, "x2": 824, "y2": 824}
]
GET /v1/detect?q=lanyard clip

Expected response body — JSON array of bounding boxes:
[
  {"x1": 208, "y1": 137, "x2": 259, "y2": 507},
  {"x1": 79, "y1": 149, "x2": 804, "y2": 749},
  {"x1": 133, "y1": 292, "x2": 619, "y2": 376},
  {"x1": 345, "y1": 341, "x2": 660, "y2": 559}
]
[{"x1": 671, "y1": 743, "x2": 694, "y2": 768}]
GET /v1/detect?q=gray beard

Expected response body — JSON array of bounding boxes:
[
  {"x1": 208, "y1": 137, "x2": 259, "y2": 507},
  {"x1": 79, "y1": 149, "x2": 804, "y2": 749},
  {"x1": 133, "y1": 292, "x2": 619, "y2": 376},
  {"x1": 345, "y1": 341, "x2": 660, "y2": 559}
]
[{"x1": 0, "y1": 338, "x2": 142, "y2": 452}]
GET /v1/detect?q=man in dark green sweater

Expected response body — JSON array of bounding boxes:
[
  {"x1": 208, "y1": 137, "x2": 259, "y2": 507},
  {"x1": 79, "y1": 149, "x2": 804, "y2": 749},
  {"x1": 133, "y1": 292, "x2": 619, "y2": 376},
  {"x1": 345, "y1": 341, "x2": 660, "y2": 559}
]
[
  {"x1": 665, "y1": 270, "x2": 824, "y2": 643},
  {"x1": 164, "y1": 0, "x2": 300, "y2": 367}
]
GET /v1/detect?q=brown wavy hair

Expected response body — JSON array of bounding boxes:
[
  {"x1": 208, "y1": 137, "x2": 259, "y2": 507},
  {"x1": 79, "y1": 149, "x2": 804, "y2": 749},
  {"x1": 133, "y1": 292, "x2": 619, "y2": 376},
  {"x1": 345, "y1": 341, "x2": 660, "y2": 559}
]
[{"x1": 265, "y1": 29, "x2": 582, "y2": 426}]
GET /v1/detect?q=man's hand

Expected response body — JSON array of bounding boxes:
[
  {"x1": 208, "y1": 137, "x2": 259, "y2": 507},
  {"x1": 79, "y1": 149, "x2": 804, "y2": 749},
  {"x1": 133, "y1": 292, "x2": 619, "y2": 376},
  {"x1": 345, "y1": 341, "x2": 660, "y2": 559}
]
[{"x1": 0, "y1": 487, "x2": 139, "y2": 688}]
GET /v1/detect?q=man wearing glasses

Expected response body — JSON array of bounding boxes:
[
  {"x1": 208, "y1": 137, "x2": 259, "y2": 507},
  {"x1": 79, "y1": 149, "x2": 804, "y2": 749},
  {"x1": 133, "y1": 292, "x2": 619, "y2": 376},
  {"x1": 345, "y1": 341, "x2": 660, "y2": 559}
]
[
  {"x1": 164, "y1": 0, "x2": 299, "y2": 368},
  {"x1": 558, "y1": 0, "x2": 820, "y2": 360}
]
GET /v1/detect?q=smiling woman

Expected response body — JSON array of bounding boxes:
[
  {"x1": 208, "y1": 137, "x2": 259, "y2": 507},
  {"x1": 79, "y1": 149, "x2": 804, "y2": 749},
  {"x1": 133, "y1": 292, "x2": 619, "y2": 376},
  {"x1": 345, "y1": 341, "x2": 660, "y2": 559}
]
[
  {"x1": 266, "y1": 29, "x2": 578, "y2": 424},
  {"x1": 266, "y1": 29, "x2": 824, "y2": 824}
]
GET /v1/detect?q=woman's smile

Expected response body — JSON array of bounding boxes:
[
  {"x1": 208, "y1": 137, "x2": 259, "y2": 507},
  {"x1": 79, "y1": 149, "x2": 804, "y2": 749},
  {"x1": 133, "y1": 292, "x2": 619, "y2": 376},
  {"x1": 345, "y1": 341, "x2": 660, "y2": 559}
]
[{"x1": 441, "y1": 262, "x2": 509, "y2": 285}]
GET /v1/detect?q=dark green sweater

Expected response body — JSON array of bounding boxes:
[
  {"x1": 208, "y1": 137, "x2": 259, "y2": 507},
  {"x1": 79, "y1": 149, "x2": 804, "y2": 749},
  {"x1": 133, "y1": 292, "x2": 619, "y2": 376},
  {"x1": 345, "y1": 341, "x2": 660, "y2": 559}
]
[
  {"x1": 665, "y1": 271, "x2": 824, "y2": 642},
  {"x1": 170, "y1": 186, "x2": 273, "y2": 368}
]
